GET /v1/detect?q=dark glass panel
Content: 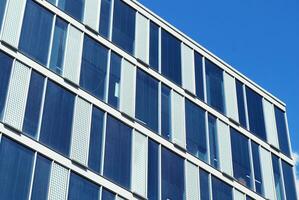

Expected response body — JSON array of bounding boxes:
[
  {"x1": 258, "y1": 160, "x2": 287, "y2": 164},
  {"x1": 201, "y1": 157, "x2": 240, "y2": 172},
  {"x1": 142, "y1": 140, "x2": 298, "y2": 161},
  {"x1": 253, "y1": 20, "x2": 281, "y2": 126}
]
[
  {"x1": 57, "y1": 0, "x2": 85, "y2": 22},
  {"x1": 148, "y1": 139, "x2": 159, "y2": 200},
  {"x1": 194, "y1": 52, "x2": 204, "y2": 100},
  {"x1": 282, "y1": 161, "x2": 297, "y2": 200},
  {"x1": 275, "y1": 107, "x2": 291, "y2": 157},
  {"x1": 199, "y1": 169, "x2": 210, "y2": 200},
  {"x1": 161, "y1": 84, "x2": 171, "y2": 140},
  {"x1": 212, "y1": 176, "x2": 233, "y2": 200},
  {"x1": 236, "y1": 80, "x2": 247, "y2": 128},
  {"x1": 107, "y1": 52, "x2": 121, "y2": 109},
  {"x1": 251, "y1": 142, "x2": 263, "y2": 195},
  {"x1": 272, "y1": 155, "x2": 284, "y2": 200},
  {"x1": 149, "y1": 22, "x2": 159, "y2": 71},
  {"x1": 208, "y1": 114, "x2": 219, "y2": 168},
  {"x1": 99, "y1": 0, "x2": 111, "y2": 38}
]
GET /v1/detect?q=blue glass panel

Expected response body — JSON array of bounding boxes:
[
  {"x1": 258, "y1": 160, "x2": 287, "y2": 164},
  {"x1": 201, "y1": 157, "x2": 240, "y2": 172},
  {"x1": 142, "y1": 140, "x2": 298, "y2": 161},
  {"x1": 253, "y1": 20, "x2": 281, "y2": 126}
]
[
  {"x1": 49, "y1": 17, "x2": 68, "y2": 75},
  {"x1": 99, "y1": 0, "x2": 111, "y2": 38},
  {"x1": 272, "y1": 155, "x2": 284, "y2": 200},
  {"x1": 68, "y1": 172, "x2": 99, "y2": 200},
  {"x1": 23, "y1": 71, "x2": 45, "y2": 138},
  {"x1": 208, "y1": 114, "x2": 219, "y2": 168},
  {"x1": 282, "y1": 161, "x2": 297, "y2": 200},
  {"x1": 0, "y1": 0, "x2": 7, "y2": 31},
  {"x1": 80, "y1": 36, "x2": 108, "y2": 100},
  {"x1": 161, "y1": 147, "x2": 185, "y2": 200},
  {"x1": 19, "y1": 0, "x2": 53, "y2": 66},
  {"x1": 88, "y1": 107, "x2": 104, "y2": 173},
  {"x1": 149, "y1": 22, "x2": 159, "y2": 71},
  {"x1": 148, "y1": 139, "x2": 159, "y2": 200},
  {"x1": 230, "y1": 128, "x2": 252, "y2": 188},
  {"x1": 199, "y1": 169, "x2": 210, "y2": 200},
  {"x1": 57, "y1": 0, "x2": 84, "y2": 22},
  {"x1": 107, "y1": 52, "x2": 121, "y2": 109},
  {"x1": 236, "y1": 80, "x2": 247, "y2": 128},
  {"x1": 205, "y1": 59, "x2": 225, "y2": 113},
  {"x1": 212, "y1": 176, "x2": 233, "y2": 200},
  {"x1": 102, "y1": 188, "x2": 116, "y2": 200},
  {"x1": 47, "y1": 0, "x2": 56, "y2": 5},
  {"x1": 104, "y1": 115, "x2": 132, "y2": 189},
  {"x1": 161, "y1": 84, "x2": 171, "y2": 140},
  {"x1": 275, "y1": 107, "x2": 291, "y2": 157},
  {"x1": 31, "y1": 155, "x2": 52, "y2": 200},
  {"x1": 136, "y1": 69, "x2": 159, "y2": 132},
  {"x1": 194, "y1": 52, "x2": 204, "y2": 100},
  {"x1": 246, "y1": 87, "x2": 266, "y2": 140},
  {"x1": 40, "y1": 80, "x2": 75, "y2": 156},
  {"x1": 251, "y1": 142, "x2": 263, "y2": 195},
  {"x1": 0, "y1": 137, "x2": 34, "y2": 199},
  {"x1": 0, "y1": 52, "x2": 12, "y2": 120},
  {"x1": 112, "y1": 0, "x2": 136, "y2": 54},
  {"x1": 161, "y1": 29, "x2": 182, "y2": 85},
  {"x1": 185, "y1": 99, "x2": 207, "y2": 161}
]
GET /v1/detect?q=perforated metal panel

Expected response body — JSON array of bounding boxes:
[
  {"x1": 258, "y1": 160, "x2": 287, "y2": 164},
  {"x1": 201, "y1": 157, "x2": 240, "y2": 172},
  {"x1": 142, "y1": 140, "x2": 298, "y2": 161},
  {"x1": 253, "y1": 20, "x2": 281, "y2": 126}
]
[
  {"x1": 120, "y1": 59, "x2": 136, "y2": 117},
  {"x1": 48, "y1": 163, "x2": 69, "y2": 200},
  {"x1": 135, "y1": 12, "x2": 149, "y2": 64},
  {"x1": 4, "y1": 61, "x2": 30, "y2": 130},
  {"x1": 186, "y1": 161, "x2": 199, "y2": 200},
  {"x1": 171, "y1": 90, "x2": 186, "y2": 149},
  {"x1": 63, "y1": 25, "x2": 83, "y2": 85},
  {"x1": 217, "y1": 120, "x2": 233, "y2": 176},
  {"x1": 181, "y1": 43, "x2": 195, "y2": 94},
  {"x1": 224, "y1": 73, "x2": 239, "y2": 122},
  {"x1": 1, "y1": 0, "x2": 26, "y2": 48},
  {"x1": 263, "y1": 99, "x2": 279, "y2": 148},
  {"x1": 132, "y1": 130, "x2": 147, "y2": 198},
  {"x1": 70, "y1": 97, "x2": 92, "y2": 166},
  {"x1": 84, "y1": 0, "x2": 101, "y2": 31},
  {"x1": 233, "y1": 189, "x2": 245, "y2": 200}
]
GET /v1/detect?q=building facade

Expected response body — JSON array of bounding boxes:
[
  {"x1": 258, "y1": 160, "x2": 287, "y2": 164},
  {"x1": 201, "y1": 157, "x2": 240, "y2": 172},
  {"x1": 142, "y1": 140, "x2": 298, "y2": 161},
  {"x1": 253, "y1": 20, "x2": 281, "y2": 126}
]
[{"x1": 0, "y1": 0, "x2": 297, "y2": 199}]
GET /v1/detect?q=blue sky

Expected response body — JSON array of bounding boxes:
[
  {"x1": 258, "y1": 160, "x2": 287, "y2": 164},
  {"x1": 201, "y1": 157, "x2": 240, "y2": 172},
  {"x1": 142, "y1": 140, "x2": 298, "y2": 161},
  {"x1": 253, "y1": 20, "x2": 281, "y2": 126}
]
[{"x1": 138, "y1": 0, "x2": 299, "y2": 191}]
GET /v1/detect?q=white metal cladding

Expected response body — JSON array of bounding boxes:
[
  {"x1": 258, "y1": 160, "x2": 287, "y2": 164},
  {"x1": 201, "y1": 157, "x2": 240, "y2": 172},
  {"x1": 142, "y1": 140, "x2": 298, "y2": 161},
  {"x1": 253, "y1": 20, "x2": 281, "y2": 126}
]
[
  {"x1": 63, "y1": 25, "x2": 83, "y2": 85},
  {"x1": 70, "y1": 97, "x2": 92, "y2": 166},
  {"x1": 186, "y1": 161, "x2": 200, "y2": 200},
  {"x1": 224, "y1": 72, "x2": 239, "y2": 122},
  {"x1": 1, "y1": 0, "x2": 26, "y2": 48},
  {"x1": 135, "y1": 12, "x2": 149, "y2": 64},
  {"x1": 132, "y1": 130, "x2": 148, "y2": 198},
  {"x1": 120, "y1": 59, "x2": 136, "y2": 117},
  {"x1": 171, "y1": 90, "x2": 186, "y2": 149},
  {"x1": 262, "y1": 99, "x2": 279, "y2": 149},
  {"x1": 83, "y1": 0, "x2": 101, "y2": 32},
  {"x1": 48, "y1": 162, "x2": 69, "y2": 200},
  {"x1": 4, "y1": 61, "x2": 30, "y2": 130},
  {"x1": 233, "y1": 189, "x2": 245, "y2": 200},
  {"x1": 217, "y1": 119, "x2": 233, "y2": 176},
  {"x1": 260, "y1": 147, "x2": 276, "y2": 200},
  {"x1": 181, "y1": 43, "x2": 196, "y2": 94}
]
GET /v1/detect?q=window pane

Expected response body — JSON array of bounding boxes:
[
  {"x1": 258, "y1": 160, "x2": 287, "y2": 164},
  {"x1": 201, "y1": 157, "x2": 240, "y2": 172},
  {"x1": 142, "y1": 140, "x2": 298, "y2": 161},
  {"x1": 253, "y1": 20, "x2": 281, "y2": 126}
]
[
  {"x1": 230, "y1": 128, "x2": 252, "y2": 188},
  {"x1": 275, "y1": 107, "x2": 291, "y2": 157},
  {"x1": 149, "y1": 22, "x2": 159, "y2": 71},
  {"x1": 161, "y1": 84, "x2": 171, "y2": 140},
  {"x1": 23, "y1": 71, "x2": 45, "y2": 138},
  {"x1": 31, "y1": 155, "x2": 52, "y2": 200},
  {"x1": 246, "y1": 87, "x2": 266, "y2": 140},
  {"x1": 199, "y1": 169, "x2": 210, "y2": 200},
  {"x1": 57, "y1": 0, "x2": 84, "y2": 22},
  {"x1": 208, "y1": 114, "x2": 219, "y2": 169},
  {"x1": 40, "y1": 80, "x2": 75, "y2": 156},
  {"x1": 205, "y1": 59, "x2": 225, "y2": 113},
  {"x1": 19, "y1": 0, "x2": 53, "y2": 66},
  {"x1": 185, "y1": 99, "x2": 207, "y2": 161},
  {"x1": 282, "y1": 161, "x2": 297, "y2": 200},
  {"x1": 161, "y1": 147, "x2": 185, "y2": 200},
  {"x1": 49, "y1": 17, "x2": 68, "y2": 75},
  {"x1": 88, "y1": 107, "x2": 105, "y2": 173},
  {"x1": 251, "y1": 142, "x2": 263, "y2": 195},
  {"x1": 104, "y1": 115, "x2": 132, "y2": 189},
  {"x1": 236, "y1": 80, "x2": 247, "y2": 128},
  {"x1": 194, "y1": 52, "x2": 204, "y2": 100},
  {"x1": 112, "y1": 0, "x2": 136, "y2": 54},
  {"x1": 161, "y1": 29, "x2": 182, "y2": 85},
  {"x1": 107, "y1": 52, "x2": 121, "y2": 109},
  {"x1": 0, "y1": 52, "x2": 13, "y2": 120},
  {"x1": 0, "y1": 0, "x2": 7, "y2": 31},
  {"x1": 136, "y1": 69, "x2": 159, "y2": 132},
  {"x1": 80, "y1": 36, "x2": 109, "y2": 100},
  {"x1": 102, "y1": 188, "x2": 116, "y2": 200},
  {"x1": 148, "y1": 139, "x2": 159, "y2": 200},
  {"x1": 68, "y1": 172, "x2": 100, "y2": 200},
  {"x1": 99, "y1": 0, "x2": 111, "y2": 38},
  {"x1": 0, "y1": 137, "x2": 34, "y2": 199},
  {"x1": 272, "y1": 155, "x2": 284, "y2": 200},
  {"x1": 212, "y1": 176, "x2": 233, "y2": 200}
]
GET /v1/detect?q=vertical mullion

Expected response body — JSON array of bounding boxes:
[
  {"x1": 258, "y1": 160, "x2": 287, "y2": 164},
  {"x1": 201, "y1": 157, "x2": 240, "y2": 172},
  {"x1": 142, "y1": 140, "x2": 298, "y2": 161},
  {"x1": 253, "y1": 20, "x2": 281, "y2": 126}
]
[
  {"x1": 104, "y1": 50, "x2": 111, "y2": 103},
  {"x1": 100, "y1": 112, "x2": 108, "y2": 175},
  {"x1": 46, "y1": 15, "x2": 57, "y2": 68},
  {"x1": 158, "y1": 27, "x2": 161, "y2": 73},
  {"x1": 248, "y1": 140, "x2": 256, "y2": 191},
  {"x1": 243, "y1": 84, "x2": 250, "y2": 130},
  {"x1": 27, "y1": 152, "x2": 38, "y2": 200},
  {"x1": 158, "y1": 82, "x2": 161, "y2": 135},
  {"x1": 36, "y1": 77, "x2": 48, "y2": 141},
  {"x1": 158, "y1": 143, "x2": 161, "y2": 200},
  {"x1": 278, "y1": 159, "x2": 287, "y2": 200},
  {"x1": 108, "y1": 0, "x2": 114, "y2": 41},
  {"x1": 202, "y1": 57, "x2": 207, "y2": 103},
  {"x1": 205, "y1": 112, "x2": 211, "y2": 165}
]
